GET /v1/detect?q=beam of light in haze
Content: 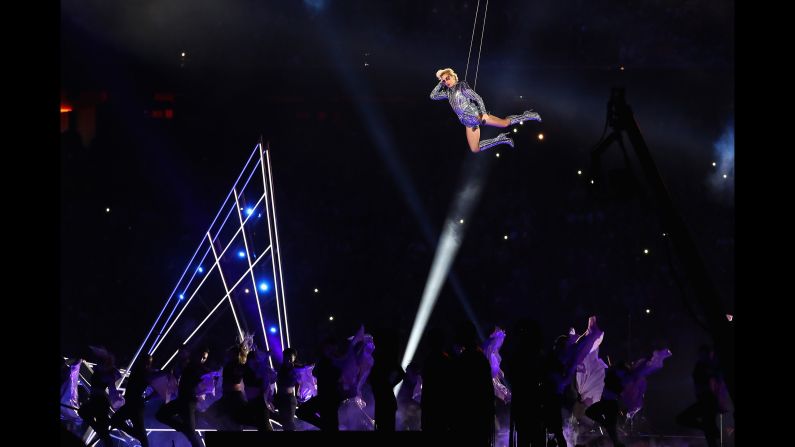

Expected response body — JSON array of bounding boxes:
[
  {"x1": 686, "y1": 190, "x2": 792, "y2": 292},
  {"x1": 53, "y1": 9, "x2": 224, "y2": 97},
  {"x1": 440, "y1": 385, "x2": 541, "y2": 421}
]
[
  {"x1": 303, "y1": 0, "x2": 327, "y2": 13},
  {"x1": 401, "y1": 156, "x2": 491, "y2": 370},
  {"x1": 314, "y1": 14, "x2": 486, "y2": 342},
  {"x1": 707, "y1": 122, "x2": 734, "y2": 203}
]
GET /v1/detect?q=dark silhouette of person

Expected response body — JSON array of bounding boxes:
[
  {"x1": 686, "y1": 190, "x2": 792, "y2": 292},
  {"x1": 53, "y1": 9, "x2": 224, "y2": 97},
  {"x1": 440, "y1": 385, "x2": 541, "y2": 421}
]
[
  {"x1": 78, "y1": 347, "x2": 120, "y2": 446},
  {"x1": 60, "y1": 424, "x2": 86, "y2": 447},
  {"x1": 449, "y1": 321, "x2": 495, "y2": 447},
  {"x1": 170, "y1": 346, "x2": 192, "y2": 386},
  {"x1": 676, "y1": 345, "x2": 724, "y2": 447},
  {"x1": 297, "y1": 336, "x2": 343, "y2": 431},
  {"x1": 243, "y1": 349, "x2": 275, "y2": 431},
  {"x1": 155, "y1": 347, "x2": 209, "y2": 447},
  {"x1": 585, "y1": 361, "x2": 630, "y2": 447},
  {"x1": 503, "y1": 318, "x2": 546, "y2": 447},
  {"x1": 420, "y1": 326, "x2": 453, "y2": 433},
  {"x1": 209, "y1": 342, "x2": 272, "y2": 431},
  {"x1": 110, "y1": 354, "x2": 155, "y2": 447},
  {"x1": 276, "y1": 348, "x2": 300, "y2": 430},
  {"x1": 369, "y1": 328, "x2": 406, "y2": 431}
]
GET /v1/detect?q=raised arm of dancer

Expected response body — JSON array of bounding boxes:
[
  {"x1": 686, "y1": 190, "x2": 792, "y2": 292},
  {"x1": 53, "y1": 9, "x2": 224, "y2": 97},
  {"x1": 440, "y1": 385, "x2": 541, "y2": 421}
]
[
  {"x1": 430, "y1": 81, "x2": 449, "y2": 100},
  {"x1": 569, "y1": 316, "x2": 604, "y2": 376},
  {"x1": 632, "y1": 348, "x2": 672, "y2": 378}
]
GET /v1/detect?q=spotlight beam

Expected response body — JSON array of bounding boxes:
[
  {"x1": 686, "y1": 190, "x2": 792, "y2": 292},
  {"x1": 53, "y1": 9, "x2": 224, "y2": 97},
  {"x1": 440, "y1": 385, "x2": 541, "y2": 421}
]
[
  {"x1": 402, "y1": 159, "x2": 489, "y2": 370},
  {"x1": 402, "y1": 220, "x2": 464, "y2": 370},
  {"x1": 315, "y1": 20, "x2": 485, "y2": 346}
]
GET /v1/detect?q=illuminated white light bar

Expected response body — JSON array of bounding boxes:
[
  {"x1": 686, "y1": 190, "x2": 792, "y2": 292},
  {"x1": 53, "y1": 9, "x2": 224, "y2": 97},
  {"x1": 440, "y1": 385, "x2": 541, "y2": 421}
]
[
  {"x1": 135, "y1": 141, "x2": 292, "y2": 379},
  {"x1": 234, "y1": 187, "x2": 273, "y2": 368},
  {"x1": 125, "y1": 145, "x2": 261, "y2": 379},
  {"x1": 148, "y1": 193, "x2": 270, "y2": 355},
  {"x1": 260, "y1": 144, "x2": 286, "y2": 347},
  {"x1": 150, "y1": 245, "x2": 270, "y2": 356},
  {"x1": 208, "y1": 232, "x2": 243, "y2": 339},
  {"x1": 266, "y1": 148, "x2": 291, "y2": 347}
]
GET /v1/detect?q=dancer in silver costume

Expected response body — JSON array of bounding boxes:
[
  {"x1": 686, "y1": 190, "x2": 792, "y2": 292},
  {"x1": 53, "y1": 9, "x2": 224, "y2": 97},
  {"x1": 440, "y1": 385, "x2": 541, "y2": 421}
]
[{"x1": 430, "y1": 68, "x2": 541, "y2": 153}]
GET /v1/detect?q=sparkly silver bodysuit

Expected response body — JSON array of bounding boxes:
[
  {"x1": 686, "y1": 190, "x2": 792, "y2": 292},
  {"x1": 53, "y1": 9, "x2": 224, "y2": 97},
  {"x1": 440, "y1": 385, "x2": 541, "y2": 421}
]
[{"x1": 430, "y1": 80, "x2": 487, "y2": 128}]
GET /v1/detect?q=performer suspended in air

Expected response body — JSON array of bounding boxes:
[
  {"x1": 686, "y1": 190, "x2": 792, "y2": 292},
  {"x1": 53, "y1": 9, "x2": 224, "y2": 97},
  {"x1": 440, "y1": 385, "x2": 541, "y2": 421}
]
[{"x1": 430, "y1": 68, "x2": 541, "y2": 153}]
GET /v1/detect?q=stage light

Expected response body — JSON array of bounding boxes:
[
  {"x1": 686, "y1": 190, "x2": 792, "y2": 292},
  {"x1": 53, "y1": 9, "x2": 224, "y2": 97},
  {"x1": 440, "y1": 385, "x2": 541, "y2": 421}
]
[
  {"x1": 590, "y1": 180, "x2": 594, "y2": 184},
  {"x1": 401, "y1": 158, "x2": 488, "y2": 373},
  {"x1": 269, "y1": 326, "x2": 277, "y2": 334},
  {"x1": 259, "y1": 282, "x2": 269, "y2": 292},
  {"x1": 538, "y1": 133, "x2": 544, "y2": 140},
  {"x1": 459, "y1": 219, "x2": 464, "y2": 224},
  {"x1": 645, "y1": 308, "x2": 651, "y2": 314},
  {"x1": 577, "y1": 170, "x2": 582, "y2": 175},
  {"x1": 496, "y1": 153, "x2": 500, "y2": 158},
  {"x1": 712, "y1": 162, "x2": 717, "y2": 167},
  {"x1": 197, "y1": 266, "x2": 204, "y2": 274},
  {"x1": 504, "y1": 235, "x2": 508, "y2": 240},
  {"x1": 245, "y1": 207, "x2": 254, "y2": 216},
  {"x1": 723, "y1": 174, "x2": 727, "y2": 179},
  {"x1": 329, "y1": 316, "x2": 334, "y2": 321},
  {"x1": 643, "y1": 249, "x2": 649, "y2": 254},
  {"x1": 244, "y1": 288, "x2": 250, "y2": 294},
  {"x1": 314, "y1": 288, "x2": 319, "y2": 293},
  {"x1": 513, "y1": 128, "x2": 518, "y2": 133},
  {"x1": 238, "y1": 251, "x2": 246, "y2": 258},
  {"x1": 179, "y1": 294, "x2": 185, "y2": 300},
  {"x1": 105, "y1": 207, "x2": 111, "y2": 213}
]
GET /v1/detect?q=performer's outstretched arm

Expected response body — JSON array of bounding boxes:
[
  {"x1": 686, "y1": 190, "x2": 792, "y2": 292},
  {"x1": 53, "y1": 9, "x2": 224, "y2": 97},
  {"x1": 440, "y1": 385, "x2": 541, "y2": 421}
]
[
  {"x1": 632, "y1": 349, "x2": 672, "y2": 378},
  {"x1": 430, "y1": 81, "x2": 449, "y2": 100},
  {"x1": 569, "y1": 317, "x2": 604, "y2": 377}
]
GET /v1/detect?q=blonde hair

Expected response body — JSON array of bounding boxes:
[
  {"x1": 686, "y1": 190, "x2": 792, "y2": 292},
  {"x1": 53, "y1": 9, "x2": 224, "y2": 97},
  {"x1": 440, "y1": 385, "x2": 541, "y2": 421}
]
[{"x1": 436, "y1": 68, "x2": 458, "y2": 82}]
